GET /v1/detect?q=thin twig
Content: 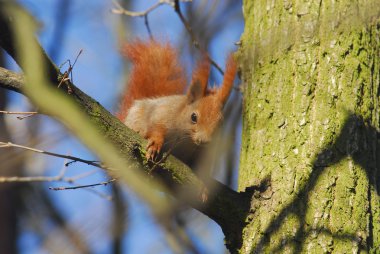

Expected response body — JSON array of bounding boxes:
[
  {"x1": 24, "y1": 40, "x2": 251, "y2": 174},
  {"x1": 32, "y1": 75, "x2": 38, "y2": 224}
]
[
  {"x1": 111, "y1": 0, "x2": 165, "y2": 17},
  {"x1": 173, "y1": 0, "x2": 224, "y2": 75},
  {"x1": 0, "y1": 175, "x2": 60, "y2": 183},
  {"x1": 65, "y1": 159, "x2": 100, "y2": 167},
  {"x1": 2, "y1": 158, "x2": 59, "y2": 183},
  {"x1": 17, "y1": 113, "x2": 38, "y2": 120},
  {"x1": 144, "y1": 15, "x2": 154, "y2": 39},
  {"x1": 112, "y1": 0, "x2": 165, "y2": 38},
  {"x1": 0, "y1": 156, "x2": 114, "y2": 200},
  {"x1": 0, "y1": 110, "x2": 39, "y2": 120},
  {"x1": 0, "y1": 110, "x2": 38, "y2": 115},
  {"x1": 0, "y1": 172, "x2": 115, "y2": 200},
  {"x1": 112, "y1": 0, "x2": 224, "y2": 75},
  {"x1": 0, "y1": 141, "x2": 107, "y2": 169},
  {"x1": 49, "y1": 179, "x2": 116, "y2": 190},
  {"x1": 57, "y1": 49, "x2": 83, "y2": 93},
  {"x1": 0, "y1": 157, "x2": 66, "y2": 183}
]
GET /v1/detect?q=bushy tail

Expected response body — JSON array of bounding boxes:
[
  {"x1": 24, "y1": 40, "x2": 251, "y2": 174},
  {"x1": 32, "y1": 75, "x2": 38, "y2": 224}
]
[{"x1": 118, "y1": 40, "x2": 186, "y2": 121}]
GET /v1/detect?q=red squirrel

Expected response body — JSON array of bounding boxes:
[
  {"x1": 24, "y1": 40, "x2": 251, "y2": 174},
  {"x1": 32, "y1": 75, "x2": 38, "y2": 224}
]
[{"x1": 118, "y1": 40, "x2": 237, "y2": 165}]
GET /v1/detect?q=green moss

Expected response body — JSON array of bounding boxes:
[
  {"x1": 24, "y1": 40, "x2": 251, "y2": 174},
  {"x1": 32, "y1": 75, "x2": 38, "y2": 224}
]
[{"x1": 239, "y1": 0, "x2": 379, "y2": 253}]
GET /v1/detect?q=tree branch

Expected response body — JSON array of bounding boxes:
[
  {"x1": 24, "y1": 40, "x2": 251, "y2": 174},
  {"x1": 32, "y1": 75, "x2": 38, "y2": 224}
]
[
  {"x1": 112, "y1": 0, "x2": 224, "y2": 75},
  {"x1": 0, "y1": 4, "x2": 249, "y2": 251},
  {"x1": 0, "y1": 141, "x2": 105, "y2": 169},
  {"x1": 0, "y1": 67, "x2": 23, "y2": 93},
  {"x1": 0, "y1": 54, "x2": 249, "y2": 242},
  {"x1": 49, "y1": 179, "x2": 116, "y2": 191},
  {"x1": 173, "y1": 0, "x2": 224, "y2": 75}
]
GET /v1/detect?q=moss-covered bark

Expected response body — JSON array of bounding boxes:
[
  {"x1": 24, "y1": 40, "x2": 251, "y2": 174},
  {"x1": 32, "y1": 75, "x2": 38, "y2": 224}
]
[{"x1": 238, "y1": 1, "x2": 379, "y2": 253}]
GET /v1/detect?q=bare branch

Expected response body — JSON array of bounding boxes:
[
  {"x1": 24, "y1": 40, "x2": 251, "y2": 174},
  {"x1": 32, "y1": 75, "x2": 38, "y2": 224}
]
[
  {"x1": 0, "y1": 39, "x2": 248, "y2": 248},
  {"x1": 0, "y1": 110, "x2": 39, "y2": 120},
  {"x1": 111, "y1": 0, "x2": 165, "y2": 17},
  {"x1": 0, "y1": 141, "x2": 106, "y2": 169},
  {"x1": 0, "y1": 157, "x2": 63, "y2": 183},
  {"x1": 0, "y1": 155, "x2": 114, "y2": 200},
  {"x1": 49, "y1": 179, "x2": 116, "y2": 191},
  {"x1": 173, "y1": 0, "x2": 224, "y2": 75},
  {"x1": 57, "y1": 49, "x2": 83, "y2": 93},
  {"x1": 112, "y1": 0, "x2": 224, "y2": 74},
  {"x1": 111, "y1": 0, "x2": 170, "y2": 38},
  {"x1": 0, "y1": 67, "x2": 23, "y2": 93},
  {"x1": 144, "y1": 15, "x2": 154, "y2": 40},
  {"x1": 0, "y1": 110, "x2": 38, "y2": 115},
  {"x1": 0, "y1": 5, "x2": 249, "y2": 247},
  {"x1": 0, "y1": 167, "x2": 114, "y2": 200}
]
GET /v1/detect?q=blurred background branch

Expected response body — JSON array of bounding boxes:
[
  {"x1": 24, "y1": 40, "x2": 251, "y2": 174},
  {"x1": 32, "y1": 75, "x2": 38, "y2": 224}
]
[{"x1": 0, "y1": 0, "x2": 243, "y2": 253}]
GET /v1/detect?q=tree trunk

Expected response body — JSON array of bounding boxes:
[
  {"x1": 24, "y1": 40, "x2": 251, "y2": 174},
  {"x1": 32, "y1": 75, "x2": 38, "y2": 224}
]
[{"x1": 238, "y1": 1, "x2": 379, "y2": 253}]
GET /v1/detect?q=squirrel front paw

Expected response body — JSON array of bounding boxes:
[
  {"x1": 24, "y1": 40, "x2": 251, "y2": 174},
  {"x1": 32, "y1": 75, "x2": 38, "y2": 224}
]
[
  {"x1": 145, "y1": 126, "x2": 166, "y2": 161},
  {"x1": 146, "y1": 138, "x2": 163, "y2": 161},
  {"x1": 200, "y1": 186, "x2": 208, "y2": 203}
]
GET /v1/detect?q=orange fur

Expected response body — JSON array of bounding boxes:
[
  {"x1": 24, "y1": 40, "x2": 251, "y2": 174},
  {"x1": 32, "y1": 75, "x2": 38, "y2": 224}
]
[
  {"x1": 119, "y1": 39, "x2": 237, "y2": 166},
  {"x1": 145, "y1": 124, "x2": 167, "y2": 160},
  {"x1": 191, "y1": 56, "x2": 210, "y2": 95},
  {"x1": 118, "y1": 40, "x2": 186, "y2": 121},
  {"x1": 217, "y1": 54, "x2": 237, "y2": 105}
]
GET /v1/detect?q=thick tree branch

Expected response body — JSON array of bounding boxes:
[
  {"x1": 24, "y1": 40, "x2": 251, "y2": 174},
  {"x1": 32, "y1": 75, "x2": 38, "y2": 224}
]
[
  {"x1": 0, "y1": 4, "x2": 249, "y2": 251},
  {"x1": 3, "y1": 5, "x2": 172, "y2": 217},
  {"x1": 0, "y1": 67, "x2": 23, "y2": 93},
  {"x1": 0, "y1": 52, "x2": 249, "y2": 251}
]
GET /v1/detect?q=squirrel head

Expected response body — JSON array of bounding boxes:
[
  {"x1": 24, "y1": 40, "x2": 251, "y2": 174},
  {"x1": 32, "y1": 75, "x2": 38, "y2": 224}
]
[
  {"x1": 182, "y1": 55, "x2": 237, "y2": 145},
  {"x1": 184, "y1": 83, "x2": 223, "y2": 145}
]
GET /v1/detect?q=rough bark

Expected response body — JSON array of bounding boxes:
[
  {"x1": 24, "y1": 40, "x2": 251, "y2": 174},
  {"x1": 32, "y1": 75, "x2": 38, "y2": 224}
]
[{"x1": 238, "y1": 1, "x2": 380, "y2": 253}]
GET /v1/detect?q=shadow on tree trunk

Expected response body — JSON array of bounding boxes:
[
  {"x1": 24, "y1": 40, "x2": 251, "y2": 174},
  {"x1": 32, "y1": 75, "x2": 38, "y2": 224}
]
[{"x1": 248, "y1": 113, "x2": 379, "y2": 253}]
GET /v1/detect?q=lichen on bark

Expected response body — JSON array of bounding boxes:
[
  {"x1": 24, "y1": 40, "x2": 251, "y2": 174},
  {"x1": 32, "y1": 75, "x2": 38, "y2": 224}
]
[{"x1": 238, "y1": 0, "x2": 380, "y2": 253}]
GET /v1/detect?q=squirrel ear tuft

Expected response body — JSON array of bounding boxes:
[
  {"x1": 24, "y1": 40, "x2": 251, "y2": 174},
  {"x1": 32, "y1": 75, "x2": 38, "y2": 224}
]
[
  {"x1": 191, "y1": 56, "x2": 210, "y2": 94},
  {"x1": 187, "y1": 56, "x2": 210, "y2": 104},
  {"x1": 187, "y1": 80, "x2": 204, "y2": 103},
  {"x1": 217, "y1": 54, "x2": 237, "y2": 106}
]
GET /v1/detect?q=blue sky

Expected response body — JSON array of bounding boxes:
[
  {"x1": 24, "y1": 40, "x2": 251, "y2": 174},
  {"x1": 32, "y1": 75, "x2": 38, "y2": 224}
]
[{"x1": 5, "y1": 1, "x2": 243, "y2": 253}]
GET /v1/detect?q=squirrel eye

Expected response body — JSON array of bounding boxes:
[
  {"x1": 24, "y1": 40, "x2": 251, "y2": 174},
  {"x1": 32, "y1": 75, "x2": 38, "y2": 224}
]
[{"x1": 191, "y1": 112, "x2": 198, "y2": 124}]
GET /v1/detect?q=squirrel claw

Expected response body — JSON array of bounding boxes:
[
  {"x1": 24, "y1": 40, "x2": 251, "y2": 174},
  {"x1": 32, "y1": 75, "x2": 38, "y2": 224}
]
[
  {"x1": 146, "y1": 139, "x2": 162, "y2": 161},
  {"x1": 200, "y1": 186, "x2": 209, "y2": 203}
]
